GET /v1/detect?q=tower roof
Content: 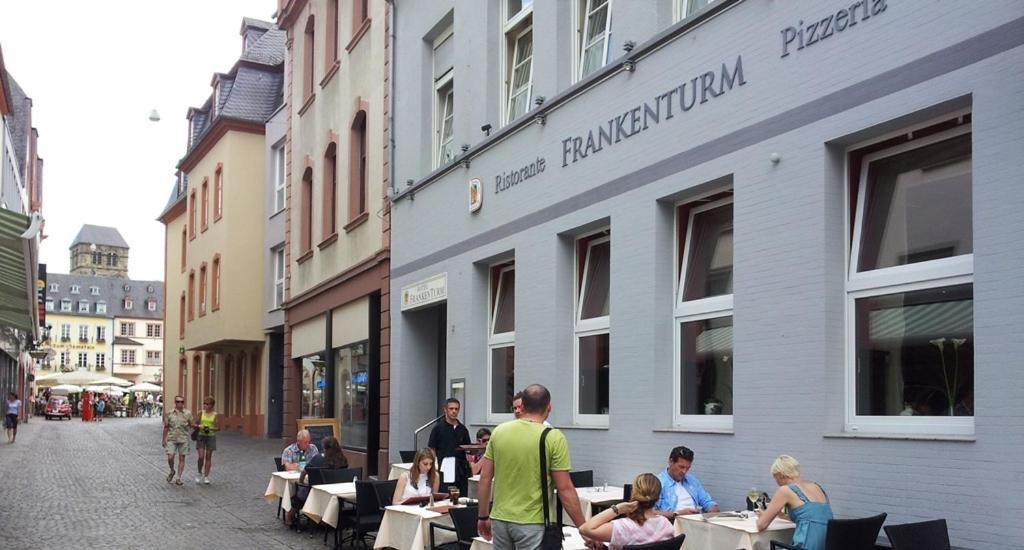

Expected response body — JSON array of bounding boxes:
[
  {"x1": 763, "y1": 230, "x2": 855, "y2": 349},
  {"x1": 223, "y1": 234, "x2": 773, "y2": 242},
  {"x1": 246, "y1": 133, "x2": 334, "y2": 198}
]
[{"x1": 70, "y1": 225, "x2": 129, "y2": 250}]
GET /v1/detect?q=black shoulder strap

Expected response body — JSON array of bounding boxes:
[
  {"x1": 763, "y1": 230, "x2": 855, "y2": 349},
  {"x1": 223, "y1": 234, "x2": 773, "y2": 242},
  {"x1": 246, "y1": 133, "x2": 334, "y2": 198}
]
[{"x1": 539, "y1": 427, "x2": 553, "y2": 526}]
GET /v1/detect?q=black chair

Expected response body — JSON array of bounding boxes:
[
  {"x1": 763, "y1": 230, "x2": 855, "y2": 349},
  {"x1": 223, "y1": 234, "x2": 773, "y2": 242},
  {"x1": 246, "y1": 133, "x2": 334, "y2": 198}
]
[
  {"x1": 772, "y1": 513, "x2": 887, "y2": 550},
  {"x1": 322, "y1": 467, "x2": 362, "y2": 485},
  {"x1": 623, "y1": 483, "x2": 633, "y2": 502},
  {"x1": 399, "y1": 450, "x2": 416, "y2": 462},
  {"x1": 338, "y1": 480, "x2": 385, "y2": 549},
  {"x1": 429, "y1": 504, "x2": 479, "y2": 550},
  {"x1": 623, "y1": 533, "x2": 686, "y2": 550},
  {"x1": 558, "y1": 470, "x2": 596, "y2": 523},
  {"x1": 273, "y1": 457, "x2": 285, "y2": 520},
  {"x1": 883, "y1": 519, "x2": 950, "y2": 550},
  {"x1": 373, "y1": 478, "x2": 398, "y2": 509}
]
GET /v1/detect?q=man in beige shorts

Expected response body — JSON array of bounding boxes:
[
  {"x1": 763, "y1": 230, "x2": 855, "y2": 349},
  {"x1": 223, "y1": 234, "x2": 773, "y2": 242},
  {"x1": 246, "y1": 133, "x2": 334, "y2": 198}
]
[{"x1": 161, "y1": 395, "x2": 195, "y2": 485}]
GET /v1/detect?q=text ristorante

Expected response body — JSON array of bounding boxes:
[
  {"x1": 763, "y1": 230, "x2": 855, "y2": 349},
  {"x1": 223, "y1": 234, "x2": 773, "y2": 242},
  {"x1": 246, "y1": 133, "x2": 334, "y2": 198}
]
[{"x1": 561, "y1": 56, "x2": 747, "y2": 168}]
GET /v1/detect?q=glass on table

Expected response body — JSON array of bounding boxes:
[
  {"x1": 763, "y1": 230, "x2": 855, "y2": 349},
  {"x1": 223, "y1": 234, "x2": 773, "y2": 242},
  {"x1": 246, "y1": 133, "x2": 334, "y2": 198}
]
[{"x1": 449, "y1": 485, "x2": 461, "y2": 504}]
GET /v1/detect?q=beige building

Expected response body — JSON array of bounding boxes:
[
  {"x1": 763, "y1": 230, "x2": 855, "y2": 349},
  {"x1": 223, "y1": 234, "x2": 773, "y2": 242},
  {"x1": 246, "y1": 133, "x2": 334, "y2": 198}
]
[
  {"x1": 159, "y1": 19, "x2": 285, "y2": 437},
  {"x1": 277, "y1": 0, "x2": 391, "y2": 475}
]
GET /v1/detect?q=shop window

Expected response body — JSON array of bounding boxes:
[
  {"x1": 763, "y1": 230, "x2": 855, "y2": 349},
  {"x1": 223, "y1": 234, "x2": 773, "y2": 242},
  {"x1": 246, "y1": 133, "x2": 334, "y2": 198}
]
[
  {"x1": 675, "y1": 193, "x2": 734, "y2": 429},
  {"x1": 577, "y1": 0, "x2": 612, "y2": 80},
  {"x1": 301, "y1": 355, "x2": 326, "y2": 418},
  {"x1": 335, "y1": 342, "x2": 370, "y2": 450},
  {"x1": 488, "y1": 263, "x2": 516, "y2": 419},
  {"x1": 574, "y1": 230, "x2": 610, "y2": 424},
  {"x1": 503, "y1": 0, "x2": 533, "y2": 123},
  {"x1": 847, "y1": 117, "x2": 973, "y2": 435}
]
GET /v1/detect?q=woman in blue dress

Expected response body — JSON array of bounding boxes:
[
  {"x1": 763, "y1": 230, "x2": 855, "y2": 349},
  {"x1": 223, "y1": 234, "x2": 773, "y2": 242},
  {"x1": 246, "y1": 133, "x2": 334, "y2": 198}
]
[{"x1": 756, "y1": 455, "x2": 833, "y2": 550}]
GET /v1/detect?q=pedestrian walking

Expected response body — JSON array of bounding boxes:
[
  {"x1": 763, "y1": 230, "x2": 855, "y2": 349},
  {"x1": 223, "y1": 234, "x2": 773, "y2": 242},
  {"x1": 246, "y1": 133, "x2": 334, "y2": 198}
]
[
  {"x1": 475, "y1": 384, "x2": 595, "y2": 549},
  {"x1": 81, "y1": 392, "x2": 93, "y2": 422},
  {"x1": 161, "y1": 394, "x2": 194, "y2": 486},
  {"x1": 194, "y1": 396, "x2": 222, "y2": 484},
  {"x1": 146, "y1": 393, "x2": 155, "y2": 417},
  {"x1": 95, "y1": 395, "x2": 106, "y2": 421},
  {"x1": 5, "y1": 393, "x2": 22, "y2": 443}
]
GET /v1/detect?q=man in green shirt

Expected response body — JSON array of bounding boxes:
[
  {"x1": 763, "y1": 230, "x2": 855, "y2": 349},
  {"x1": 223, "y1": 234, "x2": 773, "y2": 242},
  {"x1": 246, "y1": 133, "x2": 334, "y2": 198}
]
[{"x1": 476, "y1": 384, "x2": 593, "y2": 549}]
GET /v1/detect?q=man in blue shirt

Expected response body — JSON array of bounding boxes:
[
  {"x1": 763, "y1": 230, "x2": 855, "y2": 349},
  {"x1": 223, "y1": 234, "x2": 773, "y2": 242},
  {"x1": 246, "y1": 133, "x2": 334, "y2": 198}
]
[{"x1": 655, "y1": 445, "x2": 720, "y2": 517}]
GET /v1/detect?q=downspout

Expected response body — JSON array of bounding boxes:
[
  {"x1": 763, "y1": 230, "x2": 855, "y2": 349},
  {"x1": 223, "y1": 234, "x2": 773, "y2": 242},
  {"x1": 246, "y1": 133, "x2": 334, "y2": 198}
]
[{"x1": 386, "y1": 0, "x2": 397, "y2": 203}]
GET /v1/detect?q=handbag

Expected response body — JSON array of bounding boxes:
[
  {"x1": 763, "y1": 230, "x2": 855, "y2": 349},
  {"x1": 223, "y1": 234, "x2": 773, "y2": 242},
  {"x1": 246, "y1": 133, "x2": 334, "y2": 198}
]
[
  {"x1": 190, "y1": 426, "x2": 199, "y2": 441},
  {"x1": 538, "y1": 427, "x2": 564, "y2": 550}
]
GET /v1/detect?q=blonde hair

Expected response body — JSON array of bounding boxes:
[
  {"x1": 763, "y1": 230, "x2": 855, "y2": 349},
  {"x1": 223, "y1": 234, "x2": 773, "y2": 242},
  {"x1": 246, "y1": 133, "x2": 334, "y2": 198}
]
[
  {"x1": 771, "y1": 455, "x2": 801, "y2": 479},
  {"x1": 410, "y1": 448, "x2": 438, "y2": 490},
  {"x1": 627, "y1": 473, "x2": 662, "y2": 526}
]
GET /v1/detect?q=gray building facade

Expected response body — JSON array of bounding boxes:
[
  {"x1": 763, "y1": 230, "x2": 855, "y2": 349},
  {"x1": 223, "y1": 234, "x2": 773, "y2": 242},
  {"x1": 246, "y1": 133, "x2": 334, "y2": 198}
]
[
  {"x1": 264, "y1": 101, "x2": 287, "y2": 438},
  {"x1": 388, "y1": 2, "x2": 1024, "y2": 548}
]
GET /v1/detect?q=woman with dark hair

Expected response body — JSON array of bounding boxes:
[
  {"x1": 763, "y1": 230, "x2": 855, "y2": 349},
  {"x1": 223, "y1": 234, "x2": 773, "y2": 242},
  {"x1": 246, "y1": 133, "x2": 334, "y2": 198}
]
[
  {"x1": 288, "y1": 436, "x2": 349, "y2": 527},
  {"x1": 393, "y1": 448, "x2": 440, "y2": 504},
  {"x1": 580, "y1": 473, "x2": 676, "y2": 550},
  {"x1": 5, "y1": 393, "x2": 22, "y2": 443}
]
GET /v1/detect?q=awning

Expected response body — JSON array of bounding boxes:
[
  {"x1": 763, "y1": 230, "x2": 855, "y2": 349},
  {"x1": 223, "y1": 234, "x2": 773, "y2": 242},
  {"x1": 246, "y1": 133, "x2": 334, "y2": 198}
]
[{"x1": 0, "y1": 208, "x2": 36, "y2": 334}]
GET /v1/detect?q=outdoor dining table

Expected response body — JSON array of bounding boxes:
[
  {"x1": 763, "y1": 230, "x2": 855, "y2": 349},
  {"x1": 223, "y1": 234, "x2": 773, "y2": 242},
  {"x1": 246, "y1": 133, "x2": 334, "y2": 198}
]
[
  {"x1": 373, "y1": 502, "x2": 459, "y2": 549},
  {"x1": 674, "y1": 513, "x2": 795, "y2": 550},
  {"x1": 388, "y1": 462, "x2": 412, "y2": 480},
  {"x1": 263, "y1": 470, "x2": 301, "y2": 512},
  {"x1": 468, "y1": 474, "x2": 480, "y2": 498},
  {"x1": 300, "y1": 481, "x2": 357, "y2": 528},
  {"x1": 564, "y1": 486, "x2": 625, "y2": 525},
  {"x1": 469, "y1": 526, "x2": 590, "y2": 550}
]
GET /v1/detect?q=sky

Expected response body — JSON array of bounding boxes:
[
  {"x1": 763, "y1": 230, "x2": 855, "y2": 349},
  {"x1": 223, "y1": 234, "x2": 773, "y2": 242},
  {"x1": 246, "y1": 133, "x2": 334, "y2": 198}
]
[{"x1": 0, "y1": 0, "x2": 278, "y2": 281}]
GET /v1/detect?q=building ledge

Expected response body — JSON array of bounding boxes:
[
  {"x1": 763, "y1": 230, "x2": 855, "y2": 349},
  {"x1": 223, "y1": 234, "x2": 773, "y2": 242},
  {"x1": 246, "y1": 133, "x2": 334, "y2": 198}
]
[
  {"x1": 298, "y1": 93, "x2": 316, "y2": 117},
  {"x1": 652, "y1": 427, "x2": 734, "y2": 435},
  {"x1": 296, "y1": 249, "x2": 314, "y2": 265},
  {"x1": 346, "y1": 18, "x2": 371, "y2": 53},
  {"x1": 320, "y1": 60, "x2": 341, "y2": 88},
  {"x1": 317, "y1": 232, "x2": 339, "y2": 250},
  {"x1": 823, "y1": 432, "x2": 975, "y2": 442},
  {"x1": 344, "y1": 211, "x2": 368, "y2": 233}
]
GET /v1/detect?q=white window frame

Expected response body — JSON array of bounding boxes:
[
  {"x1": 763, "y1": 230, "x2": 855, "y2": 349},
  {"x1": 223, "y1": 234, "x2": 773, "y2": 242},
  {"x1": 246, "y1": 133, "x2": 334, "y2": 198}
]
[
  {"x1": 674, "y1": 0, "x2": 717, "y2": 22},
  {"x1": 60, "y1": 299, "x2": 72, "y2": 312},
  {"x1": 45, "y1": 298, "x2": 54, "y2": 312},
  {"x1": 96, "y1": 326, "x2": 106, "y2": 342},
  {"x1": 573, "y1": 232, "x2": 610, "y2": 426},
  {"x1": 147, "y1": 299, "x2": 157, "y2": 312},
  {"x1": 673, "y1": 194, "x2": 734, "y2": 431},
  {"x1": 121, "y1": 349, "x2": 136, "y2": 365},
  {"x1": 49, "y1": 283, "x2": 58, "y2": 292},
  {"x1": 273, "y1": 141, "x2": 287, "y2": 213},
  {"x1": 60, "y1": 324, "x2": 71, "y2": 340},
  {"x1": 487, "y1": 263, "x2": 516, "y2": 423},
  {"x1": 845, "y1": 120, "x2": 974, "y2": 436},
  {"x1": 96, "y1": 301, "x2": 107, "y2": 314},
  {"x1": 96, "y1": 353, "x2": 105, "y2": 369},
  {"x1": 434, "y1": 73, "x2": 455, "y2": 169},
  {"x1": 502, "y1": 1, "x2": 534, "y2": 125},
  {"x1": 70, "y1": 285, "x2": 80, "y2": 294},
  {"x1": 574, "y1": 0, "x2": 612, "y2": 82},
  {"x1": 90, "y1": 286, "x2": 100, "y2": 295},
  {"x1": 77, "y1": 352, "x2": 88, "y2": 369},
  {"x1": 78, "y1": 325, "x2": 89, "y2": 341},
  {"x1": 124, "y1": 298, "x2": 133, "y2": 311},
  {"x1": 274, "y1": 247, "x2": 286, "y2": 309},
  {"x1": 78, "y1": 300, "x2": 89, "y2": 313},
  {"x1": 59, "y1": 351, "x2": 68, "y2": 367}
]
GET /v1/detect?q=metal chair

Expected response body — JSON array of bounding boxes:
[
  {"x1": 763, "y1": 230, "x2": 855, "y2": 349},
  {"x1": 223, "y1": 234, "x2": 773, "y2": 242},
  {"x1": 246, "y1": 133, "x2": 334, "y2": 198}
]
[
  {"x1": 772, "y1": 513, "x2": 887, "y2": 550},
  {"x1": 273, "y1": 457, "x2": 285, "y2": 520},
  {"x1": 883, "y1": 519, "x2": 950, "y2": 550},
  {"x1": 373, "y1": 478, "x2": 399, "y2": 509},
  {"x1": 399, "y1": 450, "x2": 416, "y2": 462},
  {"x1": 322, "y1": 467, "x2": 362, "y2": 484},
  {"x1": 429, "y1": 504, "x2": 479, "y2": 550},
  {"x1": 338, "y1": 480, "x2": 385, "y2": 549},
  {"x1": 558, "y1": 470, "x2": 596, "y2": 523},
  {"x1": 623, "y1": 533, "x2": 686, "y2": 550}
]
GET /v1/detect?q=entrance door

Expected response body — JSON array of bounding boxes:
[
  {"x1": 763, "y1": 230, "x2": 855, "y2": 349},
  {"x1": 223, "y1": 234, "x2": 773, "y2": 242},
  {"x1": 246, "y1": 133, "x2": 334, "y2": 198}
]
[{"x1": 267, "y1": 332, "x2": 284, "y2": 438}]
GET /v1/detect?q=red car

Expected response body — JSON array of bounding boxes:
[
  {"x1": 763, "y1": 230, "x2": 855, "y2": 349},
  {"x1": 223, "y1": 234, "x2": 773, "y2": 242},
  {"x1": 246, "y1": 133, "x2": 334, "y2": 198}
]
[{"x1": 45, "y1": 396, "x2": 72, "y2": 420}]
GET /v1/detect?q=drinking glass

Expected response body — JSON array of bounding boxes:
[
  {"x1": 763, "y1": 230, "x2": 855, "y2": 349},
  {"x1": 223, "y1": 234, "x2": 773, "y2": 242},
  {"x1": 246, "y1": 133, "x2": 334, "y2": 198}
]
[{"x1": 449, "y1": 485, "x2": 461, "y2": 504}]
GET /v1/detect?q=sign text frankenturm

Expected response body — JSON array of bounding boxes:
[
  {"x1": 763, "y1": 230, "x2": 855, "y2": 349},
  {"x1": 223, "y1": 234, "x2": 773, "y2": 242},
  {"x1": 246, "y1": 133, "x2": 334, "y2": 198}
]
[{"x1": 560, "y1": 55, "x2": 746, "y2": 167}]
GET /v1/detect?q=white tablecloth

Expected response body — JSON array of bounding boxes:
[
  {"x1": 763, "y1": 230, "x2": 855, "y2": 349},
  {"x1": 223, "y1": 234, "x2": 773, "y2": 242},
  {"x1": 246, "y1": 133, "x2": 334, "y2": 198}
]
[
  {"x1": 469, "y1": 526, "x2": 590, "y2": 550},
  {"x1": 300, "y1": 482, "x2": 357, "y2": 528},
  {"x1": 468, "y1": 475, "x2": 480, "y2": 499},
  {"x1": 675, "y1": 513, "x2": 795, "y2": 550},
  {"x1": 373, "y1": 503, "x2": 459, "y2": 549},
  {"x1": 263, "y1": 471, "x2": 301, "y2": 511},
  {"x1": 562, "y1": 486, "x2": 625, "y2": 525},
  {"x1": 388, "y1": 462, "x2": 412, "y2": 480}
]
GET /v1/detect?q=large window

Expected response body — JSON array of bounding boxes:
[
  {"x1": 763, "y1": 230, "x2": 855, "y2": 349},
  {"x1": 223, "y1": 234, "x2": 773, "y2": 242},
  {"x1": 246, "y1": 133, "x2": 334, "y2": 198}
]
[
  {"x1": 301, "y1": 354, "x2": 326, "y2": 418},
  {"x1": 847, "y1": 118, "x2": 973, "y2": 435},
  {"x1": 336, "y1": 341, "x2": 370, "y2": 450},
  {"x1": 96, "y1": 326, "x2": 106, "y2": 342},
  {"x1": 147, "y1": 323, "x2": 162, "y2": 338},
  {"x1": 503, "y1": 1, "x2": 533, "y2": 123},
  {"x1": 274, "y1": 247, "x2": 285, "y2": 308},
  {"x1": 576, "y1": 0, "x2": 612, "y2": 80},
  {"x1": 120, "y1": 322, "x2": 135, "y2": 337},
  {"x1": 433, "y1": 27, "x2": 455, "y2": 168},
  {"x1": 78, "y1": 325, "x2": 90, "y2": 342},
  {"x1": 349, "y1": 110, "x2": 368, "y2": 221},
  {"x1": 488, "y1": 263, "x2": 516, "y2": 420},
  {"x1": 60, "y1": 324, "x2": 71, "y2": 341},
  {"x1": 273, "y1": 142, "x2": 287, "y2": 213},
  {"x1": 575, "y1": 230, "x2": 610, "y2": 424},
  {"x1": 675, "y1": 193, "x2": 733, "y2": 429},
  {"x1": 77, "y1": 353, "x2": 88, "y2": 369},
  {"x1": 676, "y1": 0, "x2": 716, "y2": 20},
  {"x1": 121, "y1": 349, "x2": 137, "y2": 365}
]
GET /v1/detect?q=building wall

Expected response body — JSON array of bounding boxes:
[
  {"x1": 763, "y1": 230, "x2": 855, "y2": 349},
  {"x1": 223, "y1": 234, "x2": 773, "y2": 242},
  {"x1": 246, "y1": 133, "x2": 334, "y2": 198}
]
[
  {"x1": 162, "y1": 209, "x2": 187, "y2": 403},
  {"x1": 69, "y1": 243, "x2": 128, "y2": 278},
  {"x1": 44, "y1": 312, "x2": 113, "y2": 372},
  {"x1": 182, "y1": 131, "x2": 267, "y2": 350},
  {"x1": 111, "y1": 317, "x2": 164, "y2": 384},
  {"x1": 389, "y1": 2, "x2": 1024, "y2": 549},
  {"x1": 264, "y1": 105, "x2": 288, "y2": 332}
]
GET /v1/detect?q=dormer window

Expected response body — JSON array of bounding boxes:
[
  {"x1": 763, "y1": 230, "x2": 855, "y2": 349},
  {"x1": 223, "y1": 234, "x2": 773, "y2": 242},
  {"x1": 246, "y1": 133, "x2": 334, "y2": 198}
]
[
  {"x1": 96, "y1": 301, "x2": 107, "y2": 314},
  {"x1": 90, "y1": 286, "x2": 100, "y2": 295},
  {"x1": 147, "y1": 285, "x2": 155, "y2": 294},
  {"x1": 124, "y1": 298, "x2": 134, "y2": 311},
  {"x1": 49, "y1": 283, "x2": 58, "y2": 292},
  {"x1": 70, "y1": 285, "x2": 80, "y2": 294},
  {"x1": 123, "y1": 284, "x2": 131, "y2": 292},
  {"x1": 78, "y1": 300, "x2": 89, "y2": 313},
  {"x1": 147, "y1": 299, "x2": 157, "y2": 312}
]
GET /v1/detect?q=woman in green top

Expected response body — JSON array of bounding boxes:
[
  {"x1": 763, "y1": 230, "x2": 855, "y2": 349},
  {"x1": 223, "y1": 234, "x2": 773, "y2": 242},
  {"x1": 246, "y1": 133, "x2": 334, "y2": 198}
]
[{"x1": 195, "y1": 396, "x2": 222, "y2": 485}]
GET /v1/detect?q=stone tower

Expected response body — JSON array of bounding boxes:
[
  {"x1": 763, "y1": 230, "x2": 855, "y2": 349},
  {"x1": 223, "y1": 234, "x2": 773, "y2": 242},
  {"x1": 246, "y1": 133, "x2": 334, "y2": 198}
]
[{"x1": 69, "y1": 224, "x2": 129, "y2": 278}]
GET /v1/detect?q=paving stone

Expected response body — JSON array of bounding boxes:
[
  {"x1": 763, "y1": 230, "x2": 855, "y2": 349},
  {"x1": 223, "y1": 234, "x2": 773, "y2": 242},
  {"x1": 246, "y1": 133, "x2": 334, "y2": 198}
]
[{"x1": 0, "y1": 416, "x2": 358, "y2": 549}]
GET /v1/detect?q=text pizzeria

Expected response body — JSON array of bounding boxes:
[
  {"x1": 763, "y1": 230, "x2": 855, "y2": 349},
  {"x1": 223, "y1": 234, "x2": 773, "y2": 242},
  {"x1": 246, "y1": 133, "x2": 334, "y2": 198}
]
[{"x1": 560, "y1": 55, "x2": 746, "y2": 167}]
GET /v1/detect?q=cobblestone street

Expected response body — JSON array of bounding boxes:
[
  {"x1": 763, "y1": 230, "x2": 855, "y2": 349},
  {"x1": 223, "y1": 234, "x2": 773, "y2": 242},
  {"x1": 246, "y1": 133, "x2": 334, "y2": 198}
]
[{"x1": 0, "y1": 416, "x2": 344, "y2": 549}]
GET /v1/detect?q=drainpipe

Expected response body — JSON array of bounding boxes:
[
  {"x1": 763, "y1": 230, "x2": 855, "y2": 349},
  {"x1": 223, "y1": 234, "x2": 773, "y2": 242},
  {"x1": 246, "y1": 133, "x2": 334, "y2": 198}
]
[{"x1": 385, "y1": 0, "x2": 397, "y2": 202}]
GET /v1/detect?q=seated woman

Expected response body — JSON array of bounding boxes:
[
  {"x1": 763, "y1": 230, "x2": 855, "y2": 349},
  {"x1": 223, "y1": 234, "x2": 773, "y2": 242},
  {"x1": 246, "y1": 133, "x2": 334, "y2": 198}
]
[
  {"x1": 287, "y1": 436, "x2": 348, "y2": 526},
  {"x1": 580, "y1": 473, "x2": 676, "y2": 550},
  {"x1": 756, "y1": 455, "x2": 833, "y2": 550},
  {"x1": 392, "y1": 448, "x2": 440, "y2": 504},
  {"x1": 467, "y1": 428, "x2": 491, "y2": 476}
]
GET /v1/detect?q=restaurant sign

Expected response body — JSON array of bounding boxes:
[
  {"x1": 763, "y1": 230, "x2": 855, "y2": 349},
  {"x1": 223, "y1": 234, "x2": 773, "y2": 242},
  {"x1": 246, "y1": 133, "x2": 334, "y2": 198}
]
[{"x1": 401, "y1": 273, "x2": 448, "y2": 311}]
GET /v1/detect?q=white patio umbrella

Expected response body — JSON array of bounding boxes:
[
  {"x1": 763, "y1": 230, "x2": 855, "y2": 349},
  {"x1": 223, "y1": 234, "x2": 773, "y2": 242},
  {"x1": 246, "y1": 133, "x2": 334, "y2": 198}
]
[
  {"x1": 105, "y1": 387, "x2": 125, "y2": 396},
  {"x1": 126, "y1": 382, "x2": 162, "y2": 392},
  {"x1": 84, "y1": 385, "x2": 108, "y2": 393},
  {"x1": 35, "y1": 370, "x2": 111, "y2": 386},
  {"x1": 50, "y1": 384, "x2": 83, "y2": 394},
  {"x1": 93, "y1": 376, "x2": 134, "y2": 387}
]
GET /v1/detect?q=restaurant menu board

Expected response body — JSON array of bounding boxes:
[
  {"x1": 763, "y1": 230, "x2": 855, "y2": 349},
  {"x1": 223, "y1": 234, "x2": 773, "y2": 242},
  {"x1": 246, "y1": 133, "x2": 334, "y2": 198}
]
[{"x1": 296, "y1": 418, "x2": 341, "y2": 452}]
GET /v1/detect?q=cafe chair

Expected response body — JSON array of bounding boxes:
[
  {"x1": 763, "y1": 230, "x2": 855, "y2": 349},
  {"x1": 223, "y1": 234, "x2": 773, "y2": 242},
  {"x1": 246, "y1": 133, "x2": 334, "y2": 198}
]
[
  {"x1": 883, "y1": 519, "x2": 950, "y2": 550},
  {"x1": 622, "y1": 533, "x2": 686, "y2": 550},
  {"x1": 339, "y1": 480, "x2": 385, "y2": 549},
  {"x1": 771, "y1": 513, "x2": 887, "y2": 550},
  {"x1": 273, "y1": 457, "x2": 285, "y2": 520},
  {"x1": 373, "y1": 478, "x2": 399, "y2": 510},
  {"x1": 429, "y1": 504, "x2": 479, "y2": 550},
  {"x1": 322, "y1": 467, "x2": 363, "y2": 485},
  {"x1": 399, "y1": 450, "x2": 417, "y2": 462},
  {"x1": 558, "y1": 470, "x2": 597, "y2": 523}
]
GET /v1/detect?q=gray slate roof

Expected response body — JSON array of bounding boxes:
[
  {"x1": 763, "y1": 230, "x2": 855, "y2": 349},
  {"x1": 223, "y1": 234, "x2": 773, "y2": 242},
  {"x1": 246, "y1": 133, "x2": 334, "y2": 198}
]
[
  {"x1": 241, "y1": 25, "x2": 286, "y2": 66},
  {"x1": 241, "y1": 17, "x2": 274, "y2": 31},
  {"x1": 70, "y1": 225, "x2": 129, "y2": 249},
  {"x1": 45, "y1": 273, "x2": 164, "y2": 320},
  {"x1": 4, "y1": 72, "x2": 30, "y2": 180}
]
